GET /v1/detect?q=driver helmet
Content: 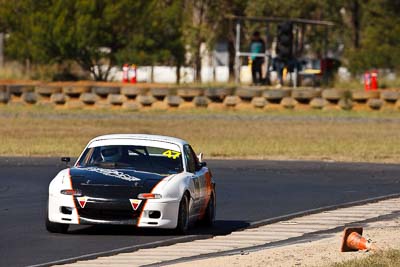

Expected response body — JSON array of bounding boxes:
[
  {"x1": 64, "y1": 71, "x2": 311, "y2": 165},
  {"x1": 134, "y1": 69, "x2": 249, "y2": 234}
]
[{"x1": 100, "y1": 146, "x2": 122, "y2": 162}]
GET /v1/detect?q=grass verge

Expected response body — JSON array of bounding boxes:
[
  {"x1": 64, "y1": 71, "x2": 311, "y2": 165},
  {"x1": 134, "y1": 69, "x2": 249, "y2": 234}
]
[
  {"x1": 331, "y1": 249, "x2": 400, "y2": 267},
  {"x1": 1, "y1": 105, "x2": 400, "y2": 162}
]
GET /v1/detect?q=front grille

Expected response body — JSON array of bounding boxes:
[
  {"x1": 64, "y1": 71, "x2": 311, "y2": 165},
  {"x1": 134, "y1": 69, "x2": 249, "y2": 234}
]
[
  {"x1": 76, "y1": 198, "x2": 141, "y2": 223},
  {"x1": 79, "y1": 208, "x2": 137, "y2": 221}
]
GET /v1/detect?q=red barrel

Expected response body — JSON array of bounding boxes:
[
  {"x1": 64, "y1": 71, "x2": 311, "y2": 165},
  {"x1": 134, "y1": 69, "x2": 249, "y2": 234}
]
[{"x1": 370, "y1": 69, "x2": 378, "y2": 90}]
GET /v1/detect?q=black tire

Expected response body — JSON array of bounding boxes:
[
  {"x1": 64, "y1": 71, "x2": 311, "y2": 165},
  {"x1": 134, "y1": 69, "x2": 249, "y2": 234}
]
[
  {"x1": 201, "y1": 193, "x2": 216, "y2": 227},
  {"x1": 175, "y1": 193, "x2": 190, "y2": 234},
  {"x1": 45, "y1": 205, "x2": 69, "y2": 234}
]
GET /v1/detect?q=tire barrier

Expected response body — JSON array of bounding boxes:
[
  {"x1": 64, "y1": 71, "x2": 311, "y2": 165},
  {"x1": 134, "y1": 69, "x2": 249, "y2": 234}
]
[
  {"x1": 338, "y1": 98, "x2": 353, "y2": 110},
  {"x1": 292, "y1": 88, "x2": 320, "y2": 104},
  {"x1": 251, "y1": 97, "x2": 267, "y2": 108},
  {"x1": 62, "y1": 86, "x2": 90, "y2": 98},
  {"x1": 35, "y1": 85, "x2": 62, "y2": 97},
  {"x1": 165, "y1": 95, "x2": 183, "y2": 107},
  {"x1": 136, "y1": 95, "x2": 156, "y2": 106},
  {"x1": 21, "y1": 92, "x2": 37, "y2": 104},
  {"x1": 50, "y1": 93, "x2": 67, "y2": 105},
  {"x1": 0, "y1": 91, "x2": 9, "y2": 103},
  {"x1": 352, "y1": 90, "x2": 380, "y2": 103},
  {"x1": 205, "y1": 87, "x2": 234, "y2": 102},
  {"x1": 150, "y1": 87, "x2": 171, "y2": 101},
  {"x1": 280, "y1": 97, "x2": 297, "y2": 109},
  {"x1": 177, "y1": 88, "x2": 203, "y2": 101},
  {"x1": 235, "y1": 87, "x2": 262, "y2": 101},
  {"x1": 193, "y1": 96, "x2": 210, "y2": 107},
  {"x1": 223, "y1": 95, "x2": 241, "y2": 107},
  {"x1": 107, "y1": 94, "x2": 127, "y2": 106},
  {"x1": 0, "y1": 82, "x2": 399, "y2": 111},
  {"x1": 322, "y1": 89, "x2": 345, "y2": 103},
  {"x1": 8, "y1": 84, "x2": 35, "y2": 96},
  {"x1": 262, "y1": 89, "x2": 290, "y2": 103},
  {"x1": 367, "y1": 98, "x2": 384, "y2": 110},
  {"x1": 120, "y1": 86, "x2": 147, "y2": 99},
  {"x1": 380, "y1": 90, "x2": 399, "y2": 103},
  {"x1": 92, "y1": 86, "x2": 120, "y2": 97},
  {"x1": 310, "y1": 97, "x2": 328, "y2": 109},
  {"x1": 80, "y1": 93, "x2": 99, "y2": 105}
]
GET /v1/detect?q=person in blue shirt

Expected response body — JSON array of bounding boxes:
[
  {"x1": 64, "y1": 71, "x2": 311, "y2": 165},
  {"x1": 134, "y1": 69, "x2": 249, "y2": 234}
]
[{"x1": 250, "y1": 31, "x2": 266, "y2": 85}]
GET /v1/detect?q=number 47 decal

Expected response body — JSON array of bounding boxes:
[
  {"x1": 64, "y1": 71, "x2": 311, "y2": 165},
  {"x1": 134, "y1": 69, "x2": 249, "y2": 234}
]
[{"x1": 163, "y1": 150, "x2": 181, "y2": 159}]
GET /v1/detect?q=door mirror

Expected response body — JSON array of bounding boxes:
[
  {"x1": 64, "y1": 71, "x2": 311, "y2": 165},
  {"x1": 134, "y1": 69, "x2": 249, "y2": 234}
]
[
  {"x1": 197, "y1": 152, "x2": 203, "y2": 162},
  {"x1": 195, "y1": 161, "x2": 207, "y2": 172},
  {"x1": 61, "y1": 157, "x2": 71, "y2": 163}
]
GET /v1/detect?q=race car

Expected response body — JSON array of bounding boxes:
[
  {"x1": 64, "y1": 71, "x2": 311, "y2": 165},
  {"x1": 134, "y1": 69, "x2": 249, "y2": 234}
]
[{"x1": 46, "y1": 134, "x2": 216, "y2": 234}]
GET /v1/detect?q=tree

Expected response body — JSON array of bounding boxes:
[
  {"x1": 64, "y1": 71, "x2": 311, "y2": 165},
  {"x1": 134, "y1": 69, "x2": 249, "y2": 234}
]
[
  {"x1": 347, "y1": 0, "x2": 400, "y2": 73},
  {"x1": 1, "y1": 0, "x2": 399, "y2": 81},
  {"x1": 0, "y1": 0, "x2": 182, "y2": 81},
  {"x1": 182, "y1": 0, "x2": 232, "y2": 82},
  {"x1": 116, "y1": 0, "x2": 185, "y2": 82}
]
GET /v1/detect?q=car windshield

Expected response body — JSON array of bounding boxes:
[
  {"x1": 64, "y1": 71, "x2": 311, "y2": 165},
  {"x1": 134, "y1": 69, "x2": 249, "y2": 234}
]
[{"x1": 77, "y1": 145, "x2": 183, "y2": 175}]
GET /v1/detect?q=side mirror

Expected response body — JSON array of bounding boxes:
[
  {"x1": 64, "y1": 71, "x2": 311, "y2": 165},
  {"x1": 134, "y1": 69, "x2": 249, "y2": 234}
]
[
  {"x1": 61, "y1": 157, "x2": 71, "y2": 164},
  {"x1": 199, "y1": 161, "x2": 207, "y2": 167},
  {"x1": 197, "y1": 152, "x2": 203, "y2": 162}
]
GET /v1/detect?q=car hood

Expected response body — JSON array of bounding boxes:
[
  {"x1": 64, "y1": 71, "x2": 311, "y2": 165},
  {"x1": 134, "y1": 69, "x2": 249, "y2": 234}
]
[{"x1": 69, "y1": 167, "x2": 170, "y2": 198}]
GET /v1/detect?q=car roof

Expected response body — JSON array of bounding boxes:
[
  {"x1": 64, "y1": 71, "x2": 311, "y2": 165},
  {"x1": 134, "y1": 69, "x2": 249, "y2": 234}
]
[{"x1": 88, "y1": 134, "x2": 188, "y2": 146}]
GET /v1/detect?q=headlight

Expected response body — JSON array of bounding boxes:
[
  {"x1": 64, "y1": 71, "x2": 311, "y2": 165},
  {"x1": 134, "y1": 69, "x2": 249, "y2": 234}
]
[
  {"x1": 138, "y1": 193, "x2": 162, "y2": 199},
  {"x1": 60, "y1": 189, "x2": 82, "y2": 196}
]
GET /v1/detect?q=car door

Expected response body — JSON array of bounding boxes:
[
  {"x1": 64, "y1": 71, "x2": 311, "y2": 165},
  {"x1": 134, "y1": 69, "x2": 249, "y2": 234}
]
[
  {"x1": 183, "y1": 145, "x2": 202, "y2": 214},
  {"x1": 184, "y1": 145, "x2": 209, "y2": 216}
]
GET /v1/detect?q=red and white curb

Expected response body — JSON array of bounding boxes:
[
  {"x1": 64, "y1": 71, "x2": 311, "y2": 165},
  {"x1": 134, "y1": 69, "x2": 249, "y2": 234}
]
[{"x1": 59, "y1": 197, "x2": 400, "y2": 267}]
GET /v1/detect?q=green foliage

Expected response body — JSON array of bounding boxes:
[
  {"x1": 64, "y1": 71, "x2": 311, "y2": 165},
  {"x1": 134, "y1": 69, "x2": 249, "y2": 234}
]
[
  {"x1": 0, "y1": 0, "x2": 185, "y2": 80},
  {"x1": 347, "y1": 0, "x2": 400, "y2": 73},
  {"x1": 117, "y1": 0, "x2": 185, "y2": 66},
  {"x1": 0, "y1": 0, "x2": 399, "y2": 81}
]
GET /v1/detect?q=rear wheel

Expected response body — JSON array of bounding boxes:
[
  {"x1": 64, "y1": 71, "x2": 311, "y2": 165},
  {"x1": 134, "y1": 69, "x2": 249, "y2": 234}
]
[{"x1": 175, "y1": 193, "x2": 190, "y2": 234}]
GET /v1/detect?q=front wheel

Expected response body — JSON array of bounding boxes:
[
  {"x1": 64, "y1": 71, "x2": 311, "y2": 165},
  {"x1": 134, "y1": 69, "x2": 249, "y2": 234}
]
[
  {"x1": 46, "y1": 217, "x2": 69, "y2": 233},
  {"x1": 175, "y1": 193, "x2": 190, "y2": 234},
  {"x1": 45, "y1": 204, "x2": 69, "y2": 233}
]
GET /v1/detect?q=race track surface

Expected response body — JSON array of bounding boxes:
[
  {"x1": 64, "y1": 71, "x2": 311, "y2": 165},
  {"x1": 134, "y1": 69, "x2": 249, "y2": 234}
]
[{"x1": 1, "y1": 158, "x2": 400, "y2": 267}]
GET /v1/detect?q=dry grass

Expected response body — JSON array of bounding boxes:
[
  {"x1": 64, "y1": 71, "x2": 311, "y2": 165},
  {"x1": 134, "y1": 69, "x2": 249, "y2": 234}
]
[
  {"x1": 1, "y1": 105, "x2": 400, "y2": 162},
  {"x1": 331, "y1": 249, "x2": 400, "y2": 267}
]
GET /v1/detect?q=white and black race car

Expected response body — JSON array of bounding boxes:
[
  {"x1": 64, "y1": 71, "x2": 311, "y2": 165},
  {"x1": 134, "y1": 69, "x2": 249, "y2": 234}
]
[{"x1": 46, "y1": 134, "x2": 216, "y2": 234}]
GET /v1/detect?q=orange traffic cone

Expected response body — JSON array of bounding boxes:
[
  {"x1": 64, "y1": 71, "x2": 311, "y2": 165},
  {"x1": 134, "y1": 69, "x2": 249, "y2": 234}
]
[{"x1": 340, "y1": 227, "x2": 378, "y2": 252}]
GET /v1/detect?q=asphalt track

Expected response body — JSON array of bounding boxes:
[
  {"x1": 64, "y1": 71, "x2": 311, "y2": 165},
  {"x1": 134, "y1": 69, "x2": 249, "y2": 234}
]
[{"x1": 1, "y1": 158, "x2": 400, "y2": 267}]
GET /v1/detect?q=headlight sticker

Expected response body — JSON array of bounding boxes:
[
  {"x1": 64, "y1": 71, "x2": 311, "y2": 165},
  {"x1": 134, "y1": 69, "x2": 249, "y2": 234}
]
[
  {"x1": 130, "y1": 199, "x2": 142, "y2": 210},
  {"x1": 162, "y1": 150, "x2": 181, "y2": 159},
  {"x1": 77, "y1": 196, "x2": 88, "y2": 208}
]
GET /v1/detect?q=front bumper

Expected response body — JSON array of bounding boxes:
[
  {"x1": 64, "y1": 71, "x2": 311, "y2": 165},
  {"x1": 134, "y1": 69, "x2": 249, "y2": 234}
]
[
  {"x1": 48, "y1": 194, "x2": 180, "y2": 229},
  {"x1": 137, "y1": 200, "x2": 180, "y2": 229}
]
